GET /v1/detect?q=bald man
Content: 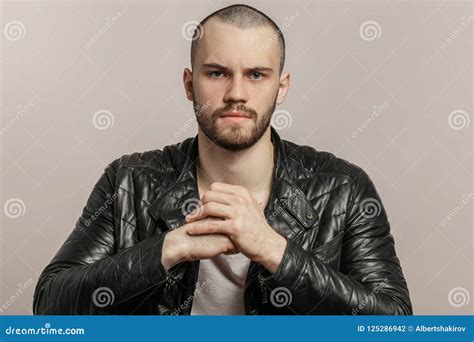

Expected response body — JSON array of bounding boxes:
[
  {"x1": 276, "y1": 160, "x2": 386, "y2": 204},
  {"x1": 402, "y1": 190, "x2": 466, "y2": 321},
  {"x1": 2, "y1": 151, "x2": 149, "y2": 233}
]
[{"x1": 34, "y1": 4, "x2": 412, "y2": 316}]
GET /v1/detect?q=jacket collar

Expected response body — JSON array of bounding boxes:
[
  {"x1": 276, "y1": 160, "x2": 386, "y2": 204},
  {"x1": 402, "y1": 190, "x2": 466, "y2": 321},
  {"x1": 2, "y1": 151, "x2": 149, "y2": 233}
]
[{"x1": 148, "y1": 127, "x2": 318, "y2": 235}]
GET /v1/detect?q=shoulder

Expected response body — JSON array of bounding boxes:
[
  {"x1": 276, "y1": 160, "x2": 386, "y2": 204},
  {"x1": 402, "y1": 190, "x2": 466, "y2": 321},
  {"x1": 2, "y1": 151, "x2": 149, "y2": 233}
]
[
  {"x1": 281, "y1": 139, "x2": 373, "y2": 187},
  {"x1": 104, "y1": 137, "x2": 194, "y2": 176}
]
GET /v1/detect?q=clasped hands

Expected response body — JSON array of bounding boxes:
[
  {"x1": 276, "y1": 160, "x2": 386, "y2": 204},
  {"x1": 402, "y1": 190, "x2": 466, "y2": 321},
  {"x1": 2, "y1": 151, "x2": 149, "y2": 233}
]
[{"x1": 161, "y1": 182, "x2": 287, "y2": 273}]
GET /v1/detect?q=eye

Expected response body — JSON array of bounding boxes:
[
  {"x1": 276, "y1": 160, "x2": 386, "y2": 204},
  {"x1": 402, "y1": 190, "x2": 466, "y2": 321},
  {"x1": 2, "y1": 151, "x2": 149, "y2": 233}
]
[
  {"x1": 250, "y1": 71, "x2": 265, "y2": 80},
  {"x1": 208, "y1": 71, "x2": 225, "y2": 78}
]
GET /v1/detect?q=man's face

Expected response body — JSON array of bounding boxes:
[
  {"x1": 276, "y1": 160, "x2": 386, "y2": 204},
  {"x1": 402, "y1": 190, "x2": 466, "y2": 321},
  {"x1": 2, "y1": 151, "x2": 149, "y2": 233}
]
[{"x1": 187, "y1": 19, "x2": 285, "y2": 151}]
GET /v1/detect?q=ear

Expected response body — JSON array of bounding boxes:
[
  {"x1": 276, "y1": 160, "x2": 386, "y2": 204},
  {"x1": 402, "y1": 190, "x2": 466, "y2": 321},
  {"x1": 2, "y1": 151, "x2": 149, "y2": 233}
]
[
  {"x1": 183, "y1": 68, "x2": 194, "y2": 101},
  {"x1": 276, "y1": 71, "x2": 290, "y2": 105}
]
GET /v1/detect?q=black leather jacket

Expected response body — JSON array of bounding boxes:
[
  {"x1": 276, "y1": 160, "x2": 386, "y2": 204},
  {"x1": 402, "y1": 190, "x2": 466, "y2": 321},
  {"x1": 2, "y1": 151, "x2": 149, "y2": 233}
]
[{"x1": 33, "y1": 127, "x2": 412, "y2": 315}]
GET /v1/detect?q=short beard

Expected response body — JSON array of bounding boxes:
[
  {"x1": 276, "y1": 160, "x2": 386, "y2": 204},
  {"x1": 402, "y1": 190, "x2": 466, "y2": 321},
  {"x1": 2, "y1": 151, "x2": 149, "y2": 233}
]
[{"x1": 193, "y1": 96, "x2": 277, "y2": 152}]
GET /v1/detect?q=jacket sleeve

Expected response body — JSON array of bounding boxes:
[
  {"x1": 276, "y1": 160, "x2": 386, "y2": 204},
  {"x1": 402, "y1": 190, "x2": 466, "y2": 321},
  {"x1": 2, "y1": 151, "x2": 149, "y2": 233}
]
[
  {"x1": 263, "y1": 168, "x2": 413, "y2": 315},
  {"x1": 33, "y1": 161, "x2": 184, "y2": 315}
]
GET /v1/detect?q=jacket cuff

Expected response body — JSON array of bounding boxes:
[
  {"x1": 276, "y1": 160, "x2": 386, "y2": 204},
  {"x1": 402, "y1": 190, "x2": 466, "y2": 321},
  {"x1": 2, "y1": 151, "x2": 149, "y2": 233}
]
[
  {"x1": 263, "y1": 238, "x2": 307, "y2": 289},
  {"x1": 142, "y1": 231, "x2": 186, "y2": 287}
]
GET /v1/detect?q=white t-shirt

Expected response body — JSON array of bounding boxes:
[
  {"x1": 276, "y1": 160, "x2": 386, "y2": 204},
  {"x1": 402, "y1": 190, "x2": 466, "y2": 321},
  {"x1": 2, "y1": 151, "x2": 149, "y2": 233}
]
[{"x1": 190, "y1": 252, "x2": 251, "y2": 315}]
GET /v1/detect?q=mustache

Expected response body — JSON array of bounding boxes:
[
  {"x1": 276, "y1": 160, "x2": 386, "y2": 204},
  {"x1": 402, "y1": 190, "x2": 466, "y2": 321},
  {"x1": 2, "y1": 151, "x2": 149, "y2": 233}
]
[{"x1": 213, "y1": 104, "x2": 257, "y2": 119}]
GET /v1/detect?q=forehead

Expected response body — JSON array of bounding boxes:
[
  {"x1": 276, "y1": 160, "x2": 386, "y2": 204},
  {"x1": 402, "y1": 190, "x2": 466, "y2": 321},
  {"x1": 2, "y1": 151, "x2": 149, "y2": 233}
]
[{"x1": 195, "y1": 19, "x2": 280, "y2": 68}]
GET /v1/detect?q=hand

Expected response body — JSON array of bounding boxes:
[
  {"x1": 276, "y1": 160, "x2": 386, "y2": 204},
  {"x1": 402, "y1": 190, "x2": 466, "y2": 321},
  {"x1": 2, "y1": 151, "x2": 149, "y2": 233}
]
[
  {"x1": 184, "y1": 182, "x2": 287, "y2": 273},
  {"x1": 161, "y1": 217, "x2": 238, "y2": 270}
]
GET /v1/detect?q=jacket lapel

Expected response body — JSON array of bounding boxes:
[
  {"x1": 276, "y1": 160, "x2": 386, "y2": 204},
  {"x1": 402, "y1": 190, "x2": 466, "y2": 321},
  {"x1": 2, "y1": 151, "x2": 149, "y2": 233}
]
[
  {"x1": 146, "y1": 127, "x2": 320, "y2": 294},
  {"x1": 265, "y1": 127, "x2": 319, "y2": 237},
  {"x1": 147, "y1": 136, "x2": 200, "y2": 232}
]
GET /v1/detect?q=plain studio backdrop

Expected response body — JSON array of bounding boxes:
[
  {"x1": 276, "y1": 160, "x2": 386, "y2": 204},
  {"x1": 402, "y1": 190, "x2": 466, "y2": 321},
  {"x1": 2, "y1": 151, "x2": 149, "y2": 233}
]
[{"x1": 0, "y1": 0, "x2": 472, "y2": 315}]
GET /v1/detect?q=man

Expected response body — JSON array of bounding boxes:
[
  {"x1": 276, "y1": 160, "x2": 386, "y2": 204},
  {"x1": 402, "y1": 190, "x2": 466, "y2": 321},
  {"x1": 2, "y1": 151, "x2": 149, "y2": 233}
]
[{"x1": 33, "y1": 4, "x2": 412, "y2": 315}]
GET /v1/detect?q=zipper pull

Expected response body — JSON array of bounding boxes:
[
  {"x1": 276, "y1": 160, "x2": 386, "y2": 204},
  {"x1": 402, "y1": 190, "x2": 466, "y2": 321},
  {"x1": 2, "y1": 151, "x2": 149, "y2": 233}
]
[{"x1": 259, "y1": 278, "x2": 268, "y2": 304}]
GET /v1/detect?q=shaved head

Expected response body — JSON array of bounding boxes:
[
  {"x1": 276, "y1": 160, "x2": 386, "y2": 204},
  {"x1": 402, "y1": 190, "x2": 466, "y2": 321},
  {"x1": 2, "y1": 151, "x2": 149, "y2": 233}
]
[{"x1": 190, "y1": 4, "x2": 285, "y2": 74}]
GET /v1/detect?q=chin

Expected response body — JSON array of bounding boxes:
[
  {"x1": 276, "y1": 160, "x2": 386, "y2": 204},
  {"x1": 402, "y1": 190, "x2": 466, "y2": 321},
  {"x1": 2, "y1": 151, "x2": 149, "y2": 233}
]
[
  {"x1": 213, "y1": 128, "x2": 259, "y2": 151},
  {"x1": 198, "y1": 115, "x2": 270, "y2": 151}
]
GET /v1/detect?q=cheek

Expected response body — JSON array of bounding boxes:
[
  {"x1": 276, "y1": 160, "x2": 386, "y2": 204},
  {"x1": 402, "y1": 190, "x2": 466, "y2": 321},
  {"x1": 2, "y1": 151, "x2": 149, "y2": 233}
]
[
  {"x1": 195, "y1": 85, "x2": 225, "y2": 107},
  {"x1": 253, "y1": 93, "x2": 277, "y2": 113},
  {"x1": 197, "y1": 76, "x2": 224, "y2": 94},
  {"x1": 195, "y1": 106, "x2": 218, "y2": 123},
  {"x1": 251, "y1": 84, "x2": 278, "y2": 102}
]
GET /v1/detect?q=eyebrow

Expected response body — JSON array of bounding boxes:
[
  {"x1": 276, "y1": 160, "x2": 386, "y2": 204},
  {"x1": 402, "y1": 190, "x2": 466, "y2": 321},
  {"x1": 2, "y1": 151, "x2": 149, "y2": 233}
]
[{"x1": 202, "y1": 63, "x2": 274, "y2": 73}]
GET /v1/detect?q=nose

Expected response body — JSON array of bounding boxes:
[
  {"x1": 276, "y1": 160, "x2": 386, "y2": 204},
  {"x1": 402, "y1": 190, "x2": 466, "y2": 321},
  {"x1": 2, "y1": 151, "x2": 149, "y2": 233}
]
[{"x1": 223, "y1": 75, "x2": 249, "y2": 104}]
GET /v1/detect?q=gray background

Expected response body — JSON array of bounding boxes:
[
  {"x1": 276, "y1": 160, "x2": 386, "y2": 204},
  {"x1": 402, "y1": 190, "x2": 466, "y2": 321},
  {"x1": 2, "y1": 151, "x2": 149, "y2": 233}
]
[{"x1": 0, "y1": 0, "x2": 472, "y2": 314}]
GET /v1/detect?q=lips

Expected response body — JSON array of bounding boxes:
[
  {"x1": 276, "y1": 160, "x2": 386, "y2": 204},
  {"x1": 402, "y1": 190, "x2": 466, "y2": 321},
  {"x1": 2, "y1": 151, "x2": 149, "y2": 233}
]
[{"x1": 221, "y1": 111, "x2": 251, "y2": 118}]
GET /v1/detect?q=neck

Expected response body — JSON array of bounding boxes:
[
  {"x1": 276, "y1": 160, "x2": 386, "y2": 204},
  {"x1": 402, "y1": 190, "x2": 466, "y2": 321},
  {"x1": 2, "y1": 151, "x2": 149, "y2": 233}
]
[{"x1": 196, "y1": 127, "x2": 275, "y2": 196}]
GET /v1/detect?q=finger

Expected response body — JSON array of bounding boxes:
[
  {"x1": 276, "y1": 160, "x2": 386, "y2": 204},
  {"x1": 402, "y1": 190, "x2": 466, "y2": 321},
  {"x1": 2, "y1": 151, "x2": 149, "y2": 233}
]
[
  {"x1": 186, "y1": 219, "x2": 231, "y2": 235},
  {"x1": 201, "y1": 190, "x2": 237, "y2": 205},
  {"x1": 209, "y1": 182, "x2": 258, "y2": 205},
  {"x1": 185, "y1": 202, "x2": 231, "y2": 222},
  {"x1": 209, "y1": 182, "x2": 247, "y2": 196}
]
